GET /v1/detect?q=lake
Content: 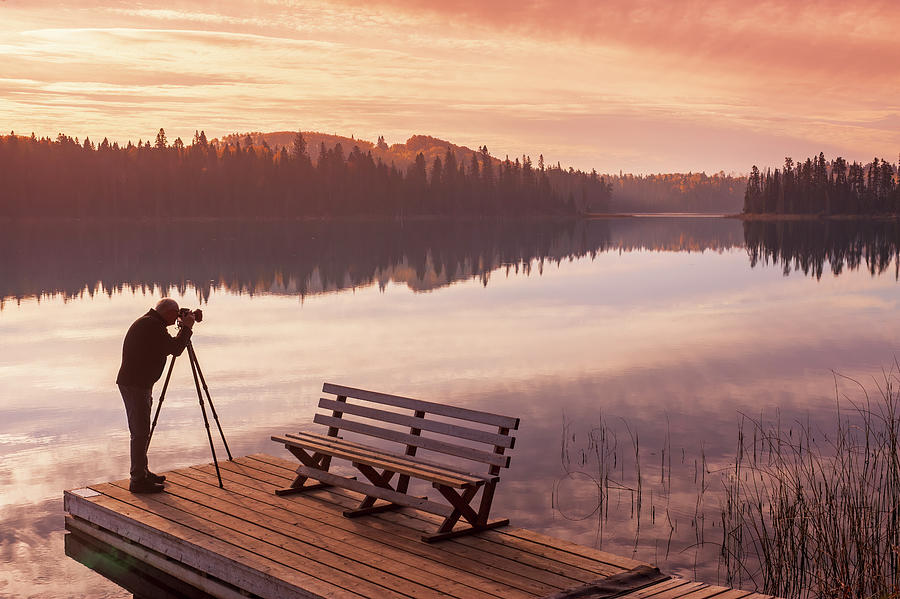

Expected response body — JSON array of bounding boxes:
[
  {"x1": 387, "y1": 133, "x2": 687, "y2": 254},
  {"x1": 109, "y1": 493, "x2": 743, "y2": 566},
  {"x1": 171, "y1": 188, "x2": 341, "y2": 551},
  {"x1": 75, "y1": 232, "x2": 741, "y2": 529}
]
[{"x1": 1, "y1": 217, "x2": 898, "y2": 597}]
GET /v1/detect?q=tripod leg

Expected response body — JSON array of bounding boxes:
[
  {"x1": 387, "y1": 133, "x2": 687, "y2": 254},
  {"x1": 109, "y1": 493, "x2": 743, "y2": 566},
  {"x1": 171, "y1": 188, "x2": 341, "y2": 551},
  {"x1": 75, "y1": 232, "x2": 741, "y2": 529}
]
[
  {"x1": 187, "y1": 344, "x2": 233, "y2": 461},
  {"x1": 188, "y1": 346, "x2": 224, "y2": 488},
  {"x1": 147, "y1": 354, "x2": 177, "y2": 450}
]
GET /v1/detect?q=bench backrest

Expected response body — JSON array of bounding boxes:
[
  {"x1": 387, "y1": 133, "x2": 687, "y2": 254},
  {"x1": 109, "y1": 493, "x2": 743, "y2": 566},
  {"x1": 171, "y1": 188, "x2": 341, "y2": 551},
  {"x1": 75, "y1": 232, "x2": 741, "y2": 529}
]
[{"x1": 316, "y1": 383, "x2": 519, "y2": 476}]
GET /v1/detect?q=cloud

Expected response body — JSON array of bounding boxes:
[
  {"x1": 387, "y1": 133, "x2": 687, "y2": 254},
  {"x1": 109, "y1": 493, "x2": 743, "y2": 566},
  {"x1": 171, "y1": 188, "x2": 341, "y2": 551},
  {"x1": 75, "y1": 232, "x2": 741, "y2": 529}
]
[{"x1": 2, "y1": 1, "x2": 898, "y2": 172}]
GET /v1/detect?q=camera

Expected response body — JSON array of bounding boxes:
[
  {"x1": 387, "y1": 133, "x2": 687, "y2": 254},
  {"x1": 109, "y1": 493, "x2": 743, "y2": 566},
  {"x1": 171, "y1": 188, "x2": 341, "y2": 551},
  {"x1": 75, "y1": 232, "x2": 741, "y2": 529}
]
[{"x1": 178, "y1": 307, "x2": 203, "y2": 323}]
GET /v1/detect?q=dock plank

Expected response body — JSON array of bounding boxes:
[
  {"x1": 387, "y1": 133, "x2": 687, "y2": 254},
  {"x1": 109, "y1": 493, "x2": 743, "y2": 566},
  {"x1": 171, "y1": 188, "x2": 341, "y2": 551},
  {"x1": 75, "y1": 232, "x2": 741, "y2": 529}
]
[
  {"x1": 95, "y1": 480, "x2": 436, "y2": 599},
  {"x1": 181, "y1": 464, "x2": 550, "y2": 597},
  {"x1": 229, "y1": 457, "x2": 594, "y2": 588},
  {"x1": 701, "y1": 590, "x2": 757, "y2": 599},
  {"x1": 64, "y1": 489, "x2": 357, "y2": 599},
  {"x1": 248, "y1": 452, "x2": 643, "y2": 573},
  {"x1": 498, "y1": 526, "x2": 646, "y2": 571},
  {"x1": 646, "y1": 582, "x2": 710, "y2": 598},
  {"x1": 166, "y1": 468, "x2": 534, "y2": 599},
  {"x1": 617, "y1": 578, "x2": 698, "y2": 598},
  {"x1": 207, "y1": 459, "x2": 577, "y2": 593},
  {"x1": 64, "y1": 454, "x2": 783, "y2": 599},
  {"x1": 159, "y1": 472, "x2": 507, "y2": 599}
]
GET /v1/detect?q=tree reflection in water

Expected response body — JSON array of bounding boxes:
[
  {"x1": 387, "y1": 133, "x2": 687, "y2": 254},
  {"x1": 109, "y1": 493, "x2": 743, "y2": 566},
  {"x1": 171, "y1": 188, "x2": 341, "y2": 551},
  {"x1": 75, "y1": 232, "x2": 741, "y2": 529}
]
[
  {"x1": 744, "y1": 219, "x2": 900, "y2": 280},
  {"x1": 2, "y1": 218, "x2": 896, "y2": 307},
  {"x1": 1, "y1": 217, "x2": 743, "y2": 304}
]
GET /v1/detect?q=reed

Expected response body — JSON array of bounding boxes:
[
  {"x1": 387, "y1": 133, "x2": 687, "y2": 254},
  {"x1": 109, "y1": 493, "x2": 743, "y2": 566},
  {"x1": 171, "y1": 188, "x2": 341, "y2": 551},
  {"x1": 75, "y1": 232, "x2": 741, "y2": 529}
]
[{"x1": 721, "y1": 364, "x2": 900, "y2": 598}]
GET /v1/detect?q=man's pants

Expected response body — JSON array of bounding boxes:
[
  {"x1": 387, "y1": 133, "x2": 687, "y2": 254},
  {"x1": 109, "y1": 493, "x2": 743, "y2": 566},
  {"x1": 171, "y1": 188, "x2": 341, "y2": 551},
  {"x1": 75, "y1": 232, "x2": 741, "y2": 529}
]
[{"x1": 118, "y1": 384, "x2": 153, "y2": 482}]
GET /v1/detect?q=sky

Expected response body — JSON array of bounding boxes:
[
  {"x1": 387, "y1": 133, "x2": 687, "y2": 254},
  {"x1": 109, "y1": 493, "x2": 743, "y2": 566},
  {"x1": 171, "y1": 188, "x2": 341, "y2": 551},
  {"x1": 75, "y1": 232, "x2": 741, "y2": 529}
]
[{"x1": 1, "y1": 0, "x2": 898, "y2": 174}]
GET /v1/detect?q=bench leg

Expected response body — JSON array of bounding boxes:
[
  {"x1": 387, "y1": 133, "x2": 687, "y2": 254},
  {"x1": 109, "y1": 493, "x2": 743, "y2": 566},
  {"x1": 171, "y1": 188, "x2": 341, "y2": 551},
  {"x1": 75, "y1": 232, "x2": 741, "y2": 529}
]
[
  {"x1": 275, "y1": 481, "x2": 332, "y2": 496},
  {"x1": 343, "y1": 464, "x2": 409, "y2": 517},
  {"x1": 422, "y1": 519, "x2": 510, "y2": 543},
  {"x1": 274, "y1": 447, "x2": 339, "y2": 496},
  {"x1": 423, "y1": 482, "x2": 509, "y2": 543},
  {"x1": 343, "y1": 501, "x2": 408, "y2": 517}
]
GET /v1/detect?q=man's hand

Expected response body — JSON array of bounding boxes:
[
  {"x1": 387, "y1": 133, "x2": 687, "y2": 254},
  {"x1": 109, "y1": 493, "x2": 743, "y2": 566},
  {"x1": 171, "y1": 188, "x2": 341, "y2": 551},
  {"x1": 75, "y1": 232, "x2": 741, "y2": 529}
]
[{"x1": 179, "y1": 313, "x2": 196, "y2": 330}]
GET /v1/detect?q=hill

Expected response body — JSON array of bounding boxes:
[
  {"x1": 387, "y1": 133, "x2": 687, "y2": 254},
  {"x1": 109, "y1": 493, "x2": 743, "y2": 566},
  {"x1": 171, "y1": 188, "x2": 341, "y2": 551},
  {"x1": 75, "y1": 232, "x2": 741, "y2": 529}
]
[{"x1": 217, "y1": 131, "x2": 492, "y2": 172}]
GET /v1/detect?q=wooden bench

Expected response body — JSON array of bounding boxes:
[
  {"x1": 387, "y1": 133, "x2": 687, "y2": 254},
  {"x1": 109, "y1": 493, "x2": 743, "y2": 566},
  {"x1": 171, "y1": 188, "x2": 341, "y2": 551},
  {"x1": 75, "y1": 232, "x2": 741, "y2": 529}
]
[{"x1": 271, "y1": 383, "x2": 520, "y2": 542}]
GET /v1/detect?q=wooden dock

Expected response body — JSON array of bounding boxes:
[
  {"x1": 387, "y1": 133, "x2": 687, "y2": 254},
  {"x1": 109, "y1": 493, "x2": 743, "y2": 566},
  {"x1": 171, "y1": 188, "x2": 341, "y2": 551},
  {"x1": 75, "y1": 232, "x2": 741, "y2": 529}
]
[{"x1": 64, "y1": 453, "x2": 778, "y2": 599}]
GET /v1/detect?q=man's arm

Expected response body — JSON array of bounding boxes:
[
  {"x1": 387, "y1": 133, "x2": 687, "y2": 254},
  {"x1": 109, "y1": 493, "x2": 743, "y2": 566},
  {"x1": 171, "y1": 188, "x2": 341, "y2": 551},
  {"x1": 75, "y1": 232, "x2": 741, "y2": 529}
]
[
  {"x1": 152, "y1": 317, "x2": 193, "y2": 358},
  {"x1": 167, "y1": 325, "x2": 192, "y2": 357}
]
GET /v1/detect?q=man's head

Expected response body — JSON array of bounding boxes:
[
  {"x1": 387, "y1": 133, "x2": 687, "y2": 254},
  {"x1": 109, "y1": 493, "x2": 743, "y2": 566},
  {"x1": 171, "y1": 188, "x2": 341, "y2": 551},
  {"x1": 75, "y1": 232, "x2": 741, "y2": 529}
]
[{"x1": 154, "y1": 298, "x2": 180, "y2": 326}]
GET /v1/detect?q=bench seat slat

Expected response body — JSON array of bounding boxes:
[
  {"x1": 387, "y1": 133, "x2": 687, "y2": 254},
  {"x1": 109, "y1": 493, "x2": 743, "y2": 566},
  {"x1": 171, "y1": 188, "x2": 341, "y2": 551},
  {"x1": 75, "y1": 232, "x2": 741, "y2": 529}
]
[
  {"x1": 313, "y1": 414, "x2": 511, "y2": 468},
  {"x1": 317, "y1": 398, "x2": 515, "y2": 449},
  {"x1": 323, "y1": 383, "x2": 520, "y2": 430},
  {"x1": 271, "y1": 435, "x2": 475, "y2": 488},
  {"x1": 282, "y1": 435, "x2": 478, "y2": 488},
  {"x1": 288, "y1": 432, "x2": 498, "y2": 483},
  {"x1": 291, "y1": 466, "x2": 455, "y2": 518}
]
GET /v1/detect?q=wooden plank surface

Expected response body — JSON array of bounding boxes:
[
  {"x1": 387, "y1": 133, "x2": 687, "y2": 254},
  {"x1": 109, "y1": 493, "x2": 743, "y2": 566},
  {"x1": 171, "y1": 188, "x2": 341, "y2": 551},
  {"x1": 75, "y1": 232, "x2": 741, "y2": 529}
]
[
  {"x1": 273, "y1": 433, "x2": 478, "y2": 487},
  {"x1": 65, "y1": 453, "x2": 778, "y2": 599},
  {"x1": 288, "y1": 431, "x2": 498, "y2": 482},
  {"x1": 317, "y1": 398, "x2": 516, "y2": 448},
  {"x1": 192, "y1": 460, "x2": 553, "y2": 597},
  {"x1": 106, "y1": 476, "x2": 491, "y2": 599},
  {"x1": 96, "y1": 479, "x2": 448, "y2": 599},
  {"x1": 241, "y1": 455, "x2": 621, "y2": 586},
  {"x1": 90, "y1": 482, "x2": 413, "y2": 599},
  {"x1": 247, "y1": 454, "x2": 641, "y2": 575},
  {"x1": 649, "y1": 583, "x2": 711, "y2": 598},
  {"x1": 313, "y1": 414, "x2": 512, "y2": 467},
  {"x1": 64, "y1": 489, "x2": 353, "y2": 599},
  {"x1": 230, "y1": 456, "x2": 588, "y2": 590},
  {"x1": 291, "y1": 465, "x2": 455, "y2": 516},
  {"x1": 162, "y1": 469, "x2": 510, "y2": 599},
  {"x1": 618, "y1": 578, "x2": 697, "y2": 598},
  {"x1": 67, "y1": 453, "x2": 619, "y2": 598},
  {"x1": 617, "y1": 579, "x2": 770, "y2": 599}
]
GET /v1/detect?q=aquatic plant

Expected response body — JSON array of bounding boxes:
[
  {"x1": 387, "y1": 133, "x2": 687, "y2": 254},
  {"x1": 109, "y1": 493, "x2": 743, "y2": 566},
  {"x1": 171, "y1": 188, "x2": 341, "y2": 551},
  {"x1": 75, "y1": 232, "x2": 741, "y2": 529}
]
[{"x1": 721, "y1": 363, "x2": 900, "y2": 598}]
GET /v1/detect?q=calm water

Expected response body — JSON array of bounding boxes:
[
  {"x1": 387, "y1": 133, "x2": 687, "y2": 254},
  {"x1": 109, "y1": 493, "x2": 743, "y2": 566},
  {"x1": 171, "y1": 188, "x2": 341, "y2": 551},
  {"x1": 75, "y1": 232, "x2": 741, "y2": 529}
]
[{"x1": 1, "y1": 218, "x2": 898, "y2": 597}]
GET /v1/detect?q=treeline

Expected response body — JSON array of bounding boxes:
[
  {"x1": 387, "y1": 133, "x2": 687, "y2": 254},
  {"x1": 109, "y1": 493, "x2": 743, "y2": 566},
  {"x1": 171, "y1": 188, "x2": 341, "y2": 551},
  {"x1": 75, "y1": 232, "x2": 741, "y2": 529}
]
[
  {"x1": 0, "y1": 130, "x2": 611, "y2": 218},
  {"x1": 743, "y1": 153, "x2": 900, "y2": 215},
  {"x1": 607, "y1": 172, "x2": 746, "y2": 214}
]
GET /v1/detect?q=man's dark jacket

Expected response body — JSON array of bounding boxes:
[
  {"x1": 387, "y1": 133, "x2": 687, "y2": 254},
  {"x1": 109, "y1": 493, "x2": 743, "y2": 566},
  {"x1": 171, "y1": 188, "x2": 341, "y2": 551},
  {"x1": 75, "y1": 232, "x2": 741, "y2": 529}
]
[{"x1": 116, "y1": 309, "x2": 192, "y2": 389}]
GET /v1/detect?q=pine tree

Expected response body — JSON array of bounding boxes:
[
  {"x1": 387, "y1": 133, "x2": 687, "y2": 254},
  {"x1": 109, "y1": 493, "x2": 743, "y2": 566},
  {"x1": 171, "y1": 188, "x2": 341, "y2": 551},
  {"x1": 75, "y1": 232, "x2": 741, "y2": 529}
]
[{"x1": 291, "y1": 131, "x2": 307, "y2": 160}]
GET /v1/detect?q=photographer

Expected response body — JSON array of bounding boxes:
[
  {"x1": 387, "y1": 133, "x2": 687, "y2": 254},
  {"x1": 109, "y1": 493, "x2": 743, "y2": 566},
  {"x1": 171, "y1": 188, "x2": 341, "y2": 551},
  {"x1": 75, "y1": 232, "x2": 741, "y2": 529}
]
[{"x1": 116, "y1": 298, "x2": 195, "y2": 493}]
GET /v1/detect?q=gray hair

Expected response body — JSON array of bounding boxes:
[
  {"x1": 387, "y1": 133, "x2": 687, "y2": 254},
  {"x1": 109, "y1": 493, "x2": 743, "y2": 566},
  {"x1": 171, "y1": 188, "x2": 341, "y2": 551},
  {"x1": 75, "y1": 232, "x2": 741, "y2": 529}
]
[{"x1": 155, "y1": 298, "x2": 179, "y2": 313}]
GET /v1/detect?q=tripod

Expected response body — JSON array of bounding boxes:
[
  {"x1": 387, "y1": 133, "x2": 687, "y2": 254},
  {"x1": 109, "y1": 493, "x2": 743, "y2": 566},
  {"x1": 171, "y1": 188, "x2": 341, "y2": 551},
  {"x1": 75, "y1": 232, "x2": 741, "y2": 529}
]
[{"x1": 147, "y1": 339, "x2": 233, "y2": 488}]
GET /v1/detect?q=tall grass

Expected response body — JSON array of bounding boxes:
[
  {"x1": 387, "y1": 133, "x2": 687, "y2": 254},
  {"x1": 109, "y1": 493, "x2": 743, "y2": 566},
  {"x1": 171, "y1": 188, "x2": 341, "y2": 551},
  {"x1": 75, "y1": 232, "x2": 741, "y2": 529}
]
[{"x1": 721, "y1": 365, "x2": 900, "y2": 598}]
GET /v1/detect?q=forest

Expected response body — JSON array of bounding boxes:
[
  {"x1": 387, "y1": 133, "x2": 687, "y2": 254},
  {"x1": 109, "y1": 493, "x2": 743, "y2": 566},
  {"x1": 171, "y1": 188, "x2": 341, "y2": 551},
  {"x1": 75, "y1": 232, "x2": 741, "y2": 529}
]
[
  {"x1": 0, "y1": 130, "x2": 612, "y2": 218},
  {"x1": 743, "y1": 153, "x2": 900, "y2": 215},
  {"x1": 608, "y1": 171, "x2": 746, "y2": 214}
]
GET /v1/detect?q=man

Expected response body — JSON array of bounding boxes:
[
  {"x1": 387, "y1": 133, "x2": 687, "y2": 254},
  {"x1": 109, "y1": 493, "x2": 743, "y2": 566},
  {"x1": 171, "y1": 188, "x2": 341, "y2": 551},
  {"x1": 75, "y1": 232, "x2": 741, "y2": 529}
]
[{"x1": 116, "y1": 298, "x2": 195, "y2": 493}]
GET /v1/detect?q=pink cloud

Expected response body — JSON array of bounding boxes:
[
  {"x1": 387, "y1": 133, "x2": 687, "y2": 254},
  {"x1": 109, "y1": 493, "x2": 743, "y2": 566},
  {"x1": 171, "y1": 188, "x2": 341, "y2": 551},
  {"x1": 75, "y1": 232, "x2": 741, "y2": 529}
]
[{"x1": 335, "y1": 0, "x2": 900, "y2": 85}]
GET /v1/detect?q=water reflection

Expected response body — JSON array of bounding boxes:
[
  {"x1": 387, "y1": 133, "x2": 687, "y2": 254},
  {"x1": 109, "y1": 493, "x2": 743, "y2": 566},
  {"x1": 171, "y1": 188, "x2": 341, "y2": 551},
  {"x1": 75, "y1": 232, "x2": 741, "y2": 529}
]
[
  {"x1": 65, "y1": 529, "x2": 209, "y2": 599},
  {"x1": 1, "y1": 217, "x2": 898, "y2": 597},
  {"x1": 3, "y1": 219, "x2": 898, "y2": 308},
  {"x1": 1, "y1": 218, "x2": 745, "y2": 304},
  {"x1": 744, "y1": 219, "x2": 900, "y2": 280}
]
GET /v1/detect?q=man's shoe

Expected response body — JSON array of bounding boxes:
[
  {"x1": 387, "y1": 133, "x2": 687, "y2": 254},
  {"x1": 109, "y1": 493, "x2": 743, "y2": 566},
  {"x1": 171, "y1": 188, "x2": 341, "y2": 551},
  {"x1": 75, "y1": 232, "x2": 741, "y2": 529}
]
[
  {"x1": 129, "y1": 478, "x2": 165, "y2": 494},
  {"x1": 146, "y1": 471, "x2": 166, "y2": 484}
]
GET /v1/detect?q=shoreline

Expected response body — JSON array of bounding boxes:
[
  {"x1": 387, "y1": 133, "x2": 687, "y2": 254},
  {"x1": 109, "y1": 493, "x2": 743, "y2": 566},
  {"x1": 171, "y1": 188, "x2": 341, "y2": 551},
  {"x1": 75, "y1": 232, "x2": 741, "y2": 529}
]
[
  {"x1": 730, "y1": 213, "x2": 900, "y2": 221},
  {"x1": 2, "y1": 213, "x2": 898, "y2": 224}
]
